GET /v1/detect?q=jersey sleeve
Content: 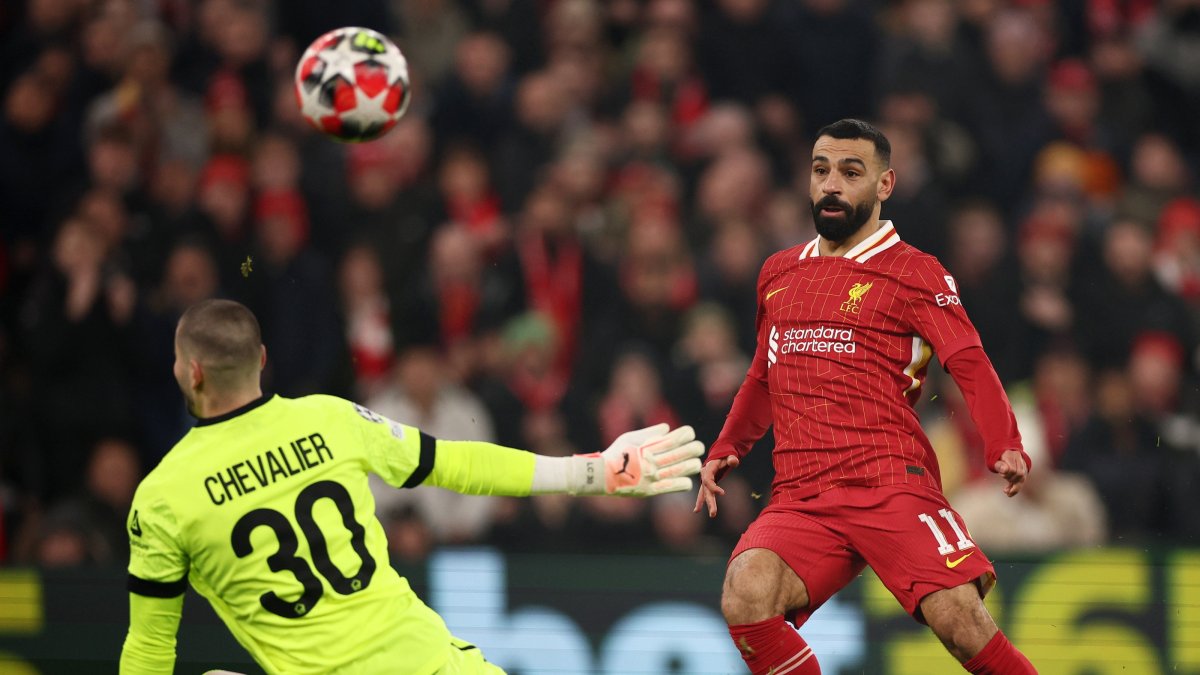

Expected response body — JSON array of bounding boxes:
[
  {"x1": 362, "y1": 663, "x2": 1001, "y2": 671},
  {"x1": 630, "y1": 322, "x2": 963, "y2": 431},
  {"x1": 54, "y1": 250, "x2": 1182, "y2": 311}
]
[
  {"x1": 346, "y1": 400, "x2": 436, "y2": 489},
  {"x1": 903, "y1": 256, "x2": 982, "y2": 362},
  {"x1": 127, "y1": 485, "x2": 188, "y2": 597}
]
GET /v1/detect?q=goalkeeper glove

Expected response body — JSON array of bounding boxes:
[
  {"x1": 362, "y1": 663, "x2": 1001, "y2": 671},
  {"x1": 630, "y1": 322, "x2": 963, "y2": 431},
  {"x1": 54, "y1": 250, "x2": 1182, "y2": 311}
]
[{"x1": 580, "y1": 423, "x2": 705, "y2": 496}]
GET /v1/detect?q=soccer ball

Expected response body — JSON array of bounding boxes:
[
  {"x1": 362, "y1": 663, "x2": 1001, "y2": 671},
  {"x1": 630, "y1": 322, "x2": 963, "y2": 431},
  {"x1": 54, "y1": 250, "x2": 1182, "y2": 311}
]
[{"x1": 294, "y1": 27, "x2": 412, "y2": 143}]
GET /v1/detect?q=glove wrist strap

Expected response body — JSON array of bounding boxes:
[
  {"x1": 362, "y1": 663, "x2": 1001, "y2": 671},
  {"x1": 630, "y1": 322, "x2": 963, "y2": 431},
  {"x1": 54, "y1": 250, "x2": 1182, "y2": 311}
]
[{"x1": 530, "y1": 455, "x2": 606, "y2": 496}]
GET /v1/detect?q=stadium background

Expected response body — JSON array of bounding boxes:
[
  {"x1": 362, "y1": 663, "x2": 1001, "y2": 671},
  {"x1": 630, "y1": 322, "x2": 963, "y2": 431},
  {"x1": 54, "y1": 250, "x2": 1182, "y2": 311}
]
[{"x1": 0, "y1": 0, "x2": 1198, "y2": 672}]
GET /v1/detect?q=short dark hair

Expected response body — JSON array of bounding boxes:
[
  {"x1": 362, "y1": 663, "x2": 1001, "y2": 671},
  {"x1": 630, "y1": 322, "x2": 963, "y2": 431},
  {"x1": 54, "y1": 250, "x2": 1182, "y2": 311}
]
[
  {"x1": 177, "y1": 299, "x2": 262, "y2": 386},
  {"x1": 815, "y1": 118, "x2": 891, "y2": 168}
]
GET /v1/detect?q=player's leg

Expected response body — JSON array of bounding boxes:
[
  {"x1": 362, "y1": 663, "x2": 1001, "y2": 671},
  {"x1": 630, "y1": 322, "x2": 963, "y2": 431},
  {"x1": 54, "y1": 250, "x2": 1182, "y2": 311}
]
[
  {"x1": 722, "y1": 502, "x2": 863, "y2": 675},
  {"x1": 846, "y1": 486, "x2": 1036, "y2": 674},
  {"x1": 921, "y1": 583, "x2": 1036, "y2": 674},
  {"x1": 722, "y1": 548, "x2": 810, "y2": 624},
  {"x1": 438, "y1": 636, "x2": 506, "y2": 674}
]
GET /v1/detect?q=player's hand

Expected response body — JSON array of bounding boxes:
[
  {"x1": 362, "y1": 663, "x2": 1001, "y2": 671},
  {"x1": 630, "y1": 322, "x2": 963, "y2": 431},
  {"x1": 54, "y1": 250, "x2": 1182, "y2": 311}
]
[
  {"x1": 693, "y1": 456, "x2": 739, "y2": 518},
  {"x1": 600, "y1": 424, "x2": 705, "y2": 497},
  {"x1": 994, "y1": 450, "x2": 1028, "y2": 497}
]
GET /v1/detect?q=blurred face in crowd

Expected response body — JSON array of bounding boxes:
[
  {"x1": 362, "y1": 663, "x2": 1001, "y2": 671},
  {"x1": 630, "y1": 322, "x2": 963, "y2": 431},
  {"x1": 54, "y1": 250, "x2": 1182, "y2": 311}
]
[
  {"x1": 986, "y1": 9, "x2": 1048, "y2": 85},
  {"x1": 29, "y1": 0, "x2": 80, "y2": 33},
  {"x1": 77, "y1": 189, "x2": 129, "y2": 251},
  {"x1": 4, "y1": 72, "x2": 56, "y2": 133},
  {"x1": 681, "y1": 305, "x2": 738, "y2": 364},
  {"x1": 430, "y1": 224, "x2": 482, "y2": 286},
  {"x1": 809, "y1": 136, "x2": 894, "y2": 243},
  {"x1": 252, "y1": 134, "x2": 301, "y2": 191},
  {"x1": 904, "y1": 0, "x2": 957, "y2": 49},
  {"x1": 88, "y1": 134, "x2": 139, "y2": 193},
  {"x1": 151, "y1": 159, "x2": 197, "y2": 213},
  {"x1": 1129, "y1": 338, "x2": 1183, "y2": 416},
  {"x1": 164, "y1": 245, "x2": 218, "y2": 309},
  {"x1": 622, "y1": 100, "x2": 669, "y2": 157},
  {"x1": 691, "y1": 103, "x2": 755, "y2": 160},
  {"x1": 522, "y1": 188, "x2": 573, "y2": 238},
  {"x1": 717, "y1": 0, "x2": 769, "y2": 22},
  {"x1": 338, "y1": 245, "x2": 386, "y2": 302},
  {"x1": 398, "y1": 347, "x2": 444, "y2": 407},
  {"x1": 708, "y1": 221, "x2": 762, "y2": 285},
  {"x1": 87, "y1": 438, "x2": 140, "y2": 509},
  {"x1": 439, "y1": 148, "x2": 490, "y2": 202},
  {"x1": 257, "y1": 213, "x2": 305, "y2": 266},
  {"x1": 515, "y1": 72, "x2": 569, "y2": 134},
  {"x1": 53, "y1": 219, "x2": 105, "y2": 276},
  {"x1": 455, "y1": 33, "x2": 510, "y2": 96},
  {"x1": 199, "y1": 175, "x2": 249, "y2": 236},
  {"x1": 125, "y1": 23, "x2": 172, "y2": 87},
  {"x1": 1131, "y1": 134, "x2": 1190, "y2": 192},
  {"x1": 698, "y1": 148, "x2": 769, "y2": 222},
  {"x1": 638, "y1": 27, "x2": 690, "y2": 82},
  {"x1": 552, "y1": 150, "x2": 604, "y2": 204},
  {"x1": 214, "y1": 5, "x2": 267, "y2": 66},
  {"x1": 609, "y1": 351, "x2": 663, "y2": 414},
  {"x1": 1103, "y1": 220, "x2": 1153, "y2": 285},
  {"x1": 949, "y1": 204, "x2": 1006, "y2": 279},
  {"x1": 624, "y1": 218, "x2": 689, "y2": 307}
]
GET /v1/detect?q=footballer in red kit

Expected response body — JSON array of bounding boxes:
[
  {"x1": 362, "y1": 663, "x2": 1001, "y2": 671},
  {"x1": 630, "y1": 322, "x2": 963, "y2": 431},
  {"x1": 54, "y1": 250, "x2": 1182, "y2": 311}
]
[{"x1": 696, "y1": 120, "x2": 1038, "y2": 675}]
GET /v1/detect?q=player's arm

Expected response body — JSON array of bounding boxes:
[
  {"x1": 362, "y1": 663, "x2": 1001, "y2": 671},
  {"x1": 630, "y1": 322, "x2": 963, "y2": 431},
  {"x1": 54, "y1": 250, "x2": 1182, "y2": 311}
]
[
  {"x1": 120, "y1": 593, "x2": 183, "y2": 674},
  {"x1": 120, "y1": 493, "x2": 189, "y2": 674},
  {"x1": 943, "y1": 346, "x2": 1031, "y2": 496},
  {"x1": 351, "y1": 403, "x2": 703, "y2": 497},
  {"x1": 906, "y1": 257, "x2": 1030, "y2": 496},
  {"x1": 426, "y1": 424, "x2": 704, "y2": 497}
]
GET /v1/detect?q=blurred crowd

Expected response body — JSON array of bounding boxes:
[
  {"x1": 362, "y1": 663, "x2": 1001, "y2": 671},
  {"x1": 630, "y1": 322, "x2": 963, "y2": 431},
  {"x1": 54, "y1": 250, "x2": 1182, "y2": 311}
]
[{"x1": 2, "y1": 0, "x2": 1200, "y2": 568}]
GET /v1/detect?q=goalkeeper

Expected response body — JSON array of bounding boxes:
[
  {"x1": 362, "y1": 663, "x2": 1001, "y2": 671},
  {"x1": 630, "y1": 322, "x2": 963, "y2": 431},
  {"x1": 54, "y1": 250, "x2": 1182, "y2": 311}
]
[{"x1": 120, "y1": 299, "x2": 703, "y2": 675}]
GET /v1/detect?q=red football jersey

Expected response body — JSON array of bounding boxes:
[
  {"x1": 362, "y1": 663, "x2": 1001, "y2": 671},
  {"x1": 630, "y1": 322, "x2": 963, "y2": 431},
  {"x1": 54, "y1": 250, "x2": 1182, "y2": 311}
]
[{"x1": 730, "y1": 221, "x2": 983, "y2": 499}]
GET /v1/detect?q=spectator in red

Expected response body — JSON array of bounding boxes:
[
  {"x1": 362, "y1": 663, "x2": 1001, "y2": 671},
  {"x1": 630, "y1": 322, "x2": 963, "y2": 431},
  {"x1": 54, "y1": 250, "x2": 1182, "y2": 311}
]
[
  {"x1": 1153, "y1": 197, "x2": 1200, "y2": 306},
  {"x1": 597, "y1": 346, "x2": 681, "y2": 447},
  {"x1": 337, "y1": 244, "x2": 395, "y2": 399},
  {"x1": 243, "y1": 188, "x2": 349, "y2": 397},
  {"x1": 1116, "y1": 132, "x2": 1193, "y2": 226},
  {"x1": 1074, "y1": 218, "x2": 1195, "y2": 370},
  {"x1": 345, "y1": 116, "x2": 438, "y2": 299},
  {"x1": 614, "y1": 215, "x2": 697, "y2": 362},
  {"x1": 435, "y1": 144, "x2": 508, "y2": 258},
  {"x1": 627, "y1": 26, "x2": 708, "y2": 150},
  {"x1": 509, "y1": 185, "x2": 606, "y2": 379}
]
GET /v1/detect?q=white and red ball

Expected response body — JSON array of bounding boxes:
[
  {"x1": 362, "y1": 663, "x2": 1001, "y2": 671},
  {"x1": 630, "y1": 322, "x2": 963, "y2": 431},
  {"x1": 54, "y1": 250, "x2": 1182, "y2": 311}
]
[{"x1": 294, "y1": 27, "x2": 411, "y2": 143}]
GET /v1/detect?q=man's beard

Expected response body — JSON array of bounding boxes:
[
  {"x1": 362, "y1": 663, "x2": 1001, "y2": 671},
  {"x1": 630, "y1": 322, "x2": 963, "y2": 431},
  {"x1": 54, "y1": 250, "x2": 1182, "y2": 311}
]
[{"x1": 811, "y1": 195, "x2": 876, "y2": 243}]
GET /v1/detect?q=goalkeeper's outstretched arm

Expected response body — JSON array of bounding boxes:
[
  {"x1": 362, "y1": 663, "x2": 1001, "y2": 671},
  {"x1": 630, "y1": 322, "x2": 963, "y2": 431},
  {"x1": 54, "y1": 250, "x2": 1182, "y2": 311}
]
[{"x1": 425, "y1": 424, "x2": 704, "y2": 498}]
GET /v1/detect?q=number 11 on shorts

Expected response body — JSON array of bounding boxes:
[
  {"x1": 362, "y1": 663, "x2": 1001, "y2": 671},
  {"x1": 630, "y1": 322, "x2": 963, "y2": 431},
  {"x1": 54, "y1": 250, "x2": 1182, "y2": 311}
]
[{"x1": 918, "y1": 509, "x2": 975, "y2": 556}]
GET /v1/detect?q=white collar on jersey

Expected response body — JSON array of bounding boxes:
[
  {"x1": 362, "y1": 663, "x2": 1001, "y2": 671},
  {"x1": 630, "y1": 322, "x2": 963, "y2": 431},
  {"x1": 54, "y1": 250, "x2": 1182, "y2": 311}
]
[{"x1": 798, "y1": 220, "x2": 901, "y2": 263}]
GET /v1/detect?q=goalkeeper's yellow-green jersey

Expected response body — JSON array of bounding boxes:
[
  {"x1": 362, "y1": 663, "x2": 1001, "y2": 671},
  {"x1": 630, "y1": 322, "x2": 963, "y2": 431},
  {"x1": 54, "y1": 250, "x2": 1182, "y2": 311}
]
[{"x1": 125, "y1": 393, "x2": 505, "y2": 675}]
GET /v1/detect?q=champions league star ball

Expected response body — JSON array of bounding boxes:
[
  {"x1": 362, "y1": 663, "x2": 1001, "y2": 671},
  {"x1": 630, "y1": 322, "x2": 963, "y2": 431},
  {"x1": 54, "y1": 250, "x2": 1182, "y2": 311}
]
[{"x1": 294, "y1": 27, "x2": 412, "y2": 142}]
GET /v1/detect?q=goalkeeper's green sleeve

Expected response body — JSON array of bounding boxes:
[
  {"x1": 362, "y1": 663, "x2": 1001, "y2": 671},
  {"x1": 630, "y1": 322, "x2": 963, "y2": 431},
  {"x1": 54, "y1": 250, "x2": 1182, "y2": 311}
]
[
  {"x1": 120, "y1": 592, "x2": 183, "y2": 674},
  {"x1": 424, "y1": 439, "x2": 606, "y2": 496},
  {"x1": 425, "y1": 440, "x2": 537, "y2": 496}
]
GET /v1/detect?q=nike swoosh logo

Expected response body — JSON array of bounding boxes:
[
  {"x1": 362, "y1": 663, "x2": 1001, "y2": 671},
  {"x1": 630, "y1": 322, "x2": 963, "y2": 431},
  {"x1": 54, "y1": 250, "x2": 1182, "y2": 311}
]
[
  {"x1": 946, "y1": 552, "x2": 974, "y2": 568},
  {"x1": 766, "y1": 287, "x2": 787, "y2": 301}
]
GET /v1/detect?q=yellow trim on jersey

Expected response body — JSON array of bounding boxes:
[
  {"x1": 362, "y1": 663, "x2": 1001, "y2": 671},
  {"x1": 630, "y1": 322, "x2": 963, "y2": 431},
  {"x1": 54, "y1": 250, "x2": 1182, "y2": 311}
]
[{"x1": 903, "y1": 336, "x2": 934, "y2": 393}]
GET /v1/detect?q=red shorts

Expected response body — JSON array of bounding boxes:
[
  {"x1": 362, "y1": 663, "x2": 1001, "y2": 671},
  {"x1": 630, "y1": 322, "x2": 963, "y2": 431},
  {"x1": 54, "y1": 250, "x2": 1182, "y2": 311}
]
[{"x1": 731, "y1": 484, "x2": 996, "y2": 624}]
